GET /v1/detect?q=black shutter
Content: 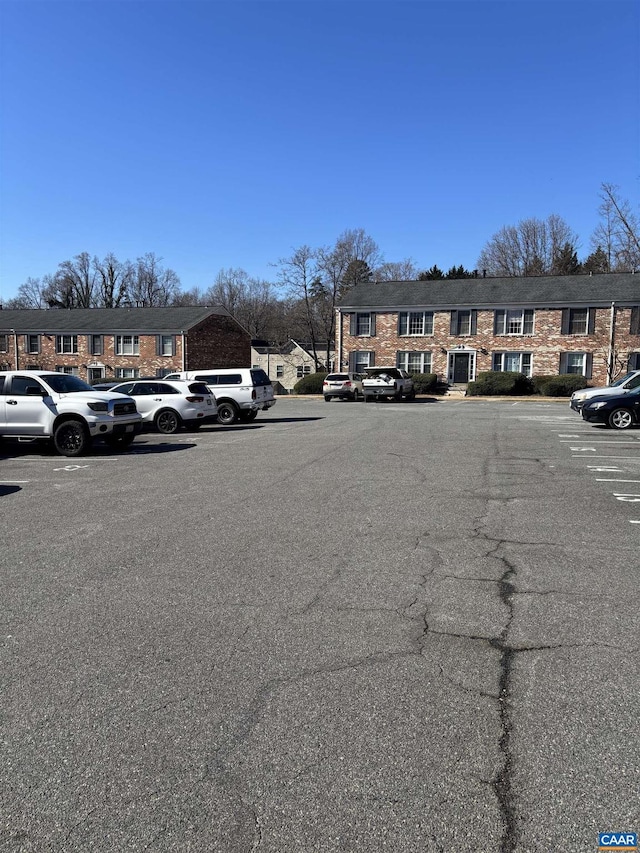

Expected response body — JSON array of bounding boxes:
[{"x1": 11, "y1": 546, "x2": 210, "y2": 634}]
[
  {"x1": 585, "y1": 353, "x2": 593, "y2": 379},
  {"x1": 450, "y1": 311, "x2": 458, "y2": 335},
  {"x1": 494, "y1": 310, "x2": 505, "y2": 335},
  {"x1": 561, "y1": 309, "x2": 569, "y2": 335},
  {"x1": 370, "y1": 313, "x2": 376, "y2": 336},
  {"x1": 349, "y1": 315, "x2": 356, "y2": 336},
  {"x1": 348, "y1": 352, "x2": 356, "y2": 372},
  {"x1": 470, "y1": 310, "x2": 477, "y2": 335},
  {"x1": 630, "y1": 306, "x2": 640, "y2": 335},
  {"x1": 171, "y1": 335, "x2": 176, "y2": 356},
  {"x1": 155, "y1": 335, "x2": 161, "y2": 355},
  {"x1": 587, "y1": 308, "x2": 595, "y2": 335},
  {"x1": 369, "y1": 351, "x2": 375, "y2": 367}
]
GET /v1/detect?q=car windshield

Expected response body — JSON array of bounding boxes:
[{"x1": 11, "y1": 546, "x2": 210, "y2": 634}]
[
  {"x1": 611, "y1": 372, "x2": 635, "y2": 387},
  {"x1": 42, "y1": 374, "x2": 94, "y2": 393}
]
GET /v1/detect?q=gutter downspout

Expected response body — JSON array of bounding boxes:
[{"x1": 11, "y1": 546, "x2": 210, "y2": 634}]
[
  {"x1": 12, "y1": 330, "x2": 18, "y2": 369},
  {"x1": 336, "y1": 308, "x2": 343, "y2": 370},
  {"x1": 181, "y1": 332, "x2": 186, "y2": 370},
  {"x1": 607, "y1": 302, "x2": 615, "y2": 383}
]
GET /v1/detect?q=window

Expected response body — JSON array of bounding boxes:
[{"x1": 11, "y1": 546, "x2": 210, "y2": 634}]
[
  {"x1": 157, "y1": 335, "x2": 175, "y2": 356},
  {"x1": 155, "y1": 368, "x2": 172, "y2": 378},
  {"x1": 398, "y1": 312, "x2": 434, "y2": 336},
  {"x1": 115, "y1": 335, "x2": 139, "y2": 355},
  {"x1": 492, "y1": 352, "x2": 532, "y2": 377},
  {"x1": 628, "y1": 352, "x2": 640, "y2": 370},
  {"x1": 561, "y1": 308, "x2": 594, "y2": 335},
  {"x1": 349, "y1": 313, "x2": 376, "y2": 336},
  {"x1": 349, "y1": 350, "x2": 374, "y2": 373},
  {"x1": 397, "y1": 351, "x2": 432, "y2": 373},
  {"x1": 10, "y1": 376, "x2": 46, "y2": 395},
  {"x1": 560, "y1": 352, "x2": 591, "y2": 377},
  {"x1": 56, "y1": 335, "x2": 78, "y2": 354},
  {"x1": 0, "y1": 334, "x2": 7, "y2": 353},
  {"x1": 276, "y1": 364, "x2": 284, "y2": 378},
  {"x1": 25, "y1": 334, "x2": 40, "y2": 354},
  {"x1": 115, "y1": 367, "x2": 140, "y2": 379},
  {"x1": 450, "y1": 310, "x2": 477, "y2": 336},
  {"x1": 55, "y1": 366, "x2": 80, "y2": 376},
  {"x1": 296, "y1": 365, "x2": 312, "y2": 378},
  {"x1": 89, "y1": 335, "x2": 103, "y2": 356},
  {"x1": 494, "y1": 309, "x2": 534, "y2": 335}
]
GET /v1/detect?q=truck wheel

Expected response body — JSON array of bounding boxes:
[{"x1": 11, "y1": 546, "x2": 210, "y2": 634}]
[
  {"x1": 239, "y1": 410, "x2": 258, "y2": 421},
  {"x1": 155, "y1": 409, "x2": 181, "y2": 434},
  {"x1": 217, "y1": 401, "x2": 239, "y2": 425},
  {"x1": 54, "y1": 420, "x2": 90, "y2": 457}
]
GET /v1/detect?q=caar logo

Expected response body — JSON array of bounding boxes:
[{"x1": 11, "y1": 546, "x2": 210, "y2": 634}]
[{"x1": 599, "y1": 833, "x2": 637, "y2": 850}]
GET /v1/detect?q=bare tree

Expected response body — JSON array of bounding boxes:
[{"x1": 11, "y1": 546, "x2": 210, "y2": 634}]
[
  {"x1": 129, "y1": 253, "x2": 181, "y2": 306},
  {"x1": 477, "y1": 215, "x2": 579, "y2": 276},
  {"x1": 4, "y1": 276, "x2": 52, "y2": 308},
  {"x1": 276, "y1": 246, "x2": 325, "y2": 366},
  {"x1": 52, "y1": 252, "x2": 97, "y2": 307},
  {"x1": 374, "y1": 259, "x2": 418, "y2": 281},
  {"x1": 204, "y1": 268, "x2": 280, "y2": 339},
  {"x1": 93, "y1": 253, "x2": 133, "y2": 308},
  {"x1": 591, "y1": 183, "x2": 640, "y2": 271}
]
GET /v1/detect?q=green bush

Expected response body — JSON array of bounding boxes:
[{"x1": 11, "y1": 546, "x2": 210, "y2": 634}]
[
  {"x1": 532, "y1": 374, "x2": 588, "y2": 396},
  {"x1": 293, "y1": 372, "x2": 327, "y2": 394},
  {"x1": 410, "y1": 372, "x2": 438, "y2": 393},
  {"x1": 466, "y1": 371, "x2": 534, "y2": 396}
]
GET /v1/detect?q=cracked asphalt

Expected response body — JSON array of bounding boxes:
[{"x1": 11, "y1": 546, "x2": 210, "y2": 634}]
[{"x1": 1, "y1": 397, "x2": 638, "y2": 852}]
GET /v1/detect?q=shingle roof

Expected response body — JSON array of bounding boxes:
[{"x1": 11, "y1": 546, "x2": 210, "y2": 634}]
[
  {"x1": 0, "y1": 305, "x2": 231, "y2": 333},
  {"x1": 337, "y1": 273, "x2": 640, "y2": 310}
]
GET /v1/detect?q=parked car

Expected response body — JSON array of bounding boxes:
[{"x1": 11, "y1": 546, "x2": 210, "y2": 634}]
[
  {"x1": 570, "y1": 370, "x2": 640, "y2": 412},
  {"x1": 323, "y1": 373, "x2": 364, "y2": 402},
  {"x1": 164, "y1": 368, "x2": 276, "y2": 425},
  {"x1": 92, "y1": 382, "x2": 122, "y2": 391},
  {"x1": 581, "y1": 386, "x2": 640, "y2": 430},
  {"x1": 0, "y1": 370, "x2": 141, "y2": 456},
  {"x1": 108, "y1": 379, "x2": 217, "y2": 434},
  {"x1": 362, "y1": 367, "x2": 415, "y2": 402}
]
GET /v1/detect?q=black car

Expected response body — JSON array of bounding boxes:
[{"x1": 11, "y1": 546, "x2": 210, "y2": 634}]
[{"x1": 581, "y1": 387, "x2": 640, "y2": 430}]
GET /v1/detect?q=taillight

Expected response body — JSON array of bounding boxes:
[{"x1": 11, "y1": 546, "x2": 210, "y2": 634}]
[
  {"x1": 344, "y1": 381, "x2": 352, "y2": 387},
  {"x1": 186, "y1": 395, "x2": 204, "y2": 402}
]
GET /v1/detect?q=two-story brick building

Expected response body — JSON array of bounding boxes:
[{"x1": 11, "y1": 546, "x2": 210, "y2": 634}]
[
  {"x1": 0, "y1": 306, "x2": 250, "y2": 382},
  {"x1": 336, "y1": 273, "x2": 640, "y2": 387}
]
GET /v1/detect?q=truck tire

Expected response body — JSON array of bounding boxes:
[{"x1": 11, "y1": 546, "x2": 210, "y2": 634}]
[
  {"x1": 217, "y1": 400, "x2": 239, "y2": 425},
  {"x1": 53, "y1": 419, "x2": 90, "y2": 457}
]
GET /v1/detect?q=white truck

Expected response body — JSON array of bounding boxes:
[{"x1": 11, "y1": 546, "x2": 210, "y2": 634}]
[
  {"x1": 361, "y1": 367, "x2": 416, "y2": 402},
  {"x1": 0, "y1": 370, "x2": 142, "y2": 456}
]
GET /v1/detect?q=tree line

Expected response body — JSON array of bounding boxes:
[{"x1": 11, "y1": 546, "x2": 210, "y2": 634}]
[{"x1": 4, "y1": 183, "x2": 639, "y2": 370}]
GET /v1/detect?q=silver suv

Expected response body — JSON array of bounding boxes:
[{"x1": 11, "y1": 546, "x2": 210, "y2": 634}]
[
  {"x1": 570, "y1": 370, "x2": 640, "y2": 411},
  {"x1": 323, "y1": 373, "x2": 364, "y2": 402}
]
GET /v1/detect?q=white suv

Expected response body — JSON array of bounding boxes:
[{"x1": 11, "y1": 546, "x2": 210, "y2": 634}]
[
  {"x1": 108, "y1": 379, "x2": 217, "y2": 433},
  {"x1": 164, "y1": 368, "x2": 276, "y2": 425}
]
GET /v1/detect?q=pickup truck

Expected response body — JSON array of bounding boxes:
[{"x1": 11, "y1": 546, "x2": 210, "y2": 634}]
[
  {"x1": 0, "y1": 370, "x2": 142, "y2": 456},
  {"x1": 362, "y1": 367, "x2": 415, "y2": 402}
]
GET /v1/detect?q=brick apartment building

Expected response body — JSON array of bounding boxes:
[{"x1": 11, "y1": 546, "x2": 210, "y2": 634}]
[
  {"x1": 0, "y1": 306, "x2": 250, "y2": 382},
  {"x1": 336, "y1": 273, "x2": 640, "y2": 386}
]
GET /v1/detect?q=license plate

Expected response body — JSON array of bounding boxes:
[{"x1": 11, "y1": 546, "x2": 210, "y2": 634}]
[{"x1": 125, "y1": 424, "x2": 134, "y2": 432}]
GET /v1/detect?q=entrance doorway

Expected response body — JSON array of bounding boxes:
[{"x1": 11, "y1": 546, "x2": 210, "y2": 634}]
[{"x1": 448, "y1": 351, "x2": 475, "y2": 384}]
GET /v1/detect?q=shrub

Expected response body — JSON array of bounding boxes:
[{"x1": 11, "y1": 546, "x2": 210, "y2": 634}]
[
  {"x1": 532, "y1": 373, "x2": 588, "y2": 397},
  {"x1": 466, "y1": 371, "x2": 534, "y2": 396},
  {"x1": 410, "y1": 372, "x2": 438, "y2": 393},
  {"x1": 293, "y1": 372, "x2": 327, "y2": 394}
]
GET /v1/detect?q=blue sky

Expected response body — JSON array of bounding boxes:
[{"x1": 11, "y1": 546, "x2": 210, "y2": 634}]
[{"x1": 1, "y1": 0, "x2": 638, "y2": 301}]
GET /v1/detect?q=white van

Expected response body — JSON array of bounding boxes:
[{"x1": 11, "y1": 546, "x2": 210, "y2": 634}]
[{"x1": 164, "y1": 368, "x2": 276, "y2": 425}]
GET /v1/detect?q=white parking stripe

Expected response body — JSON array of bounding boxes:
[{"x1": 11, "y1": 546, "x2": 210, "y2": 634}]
[{"x1": 595, "y1": 479, "x2": 640, "y2": 483}]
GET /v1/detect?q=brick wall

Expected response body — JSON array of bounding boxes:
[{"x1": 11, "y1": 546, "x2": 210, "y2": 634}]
[
  {"x1": 185, "y1": 314, "x2": 250, "y2": 369},
  {"x1": 340, "y1": 306, "x2": 640, "y2": 385}
]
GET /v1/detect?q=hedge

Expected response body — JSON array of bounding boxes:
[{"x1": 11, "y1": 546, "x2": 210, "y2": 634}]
[
  {"x1": 466, "y1": 371, "x2": 534, "y2": 396},
  {"x1": 293, "y1": 372, "x2": 327, "y2": 394},
  {"x1": 410, "y1": 373, "x2": 439, "y2": 393},
  {"x1": 531, "y1": 374, "x2": 589, "y2": 396}
]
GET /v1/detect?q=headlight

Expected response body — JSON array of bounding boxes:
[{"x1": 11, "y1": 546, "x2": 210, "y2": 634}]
[
  {"x1": 87, "y1": 402, "x2": 108, "y2": 412},
  {"x1": 573, "y1": 393, "x2": 586, "y2": 401},
  {"x1": 590, "y1": 402, "x2": 608, "y2": 410}
]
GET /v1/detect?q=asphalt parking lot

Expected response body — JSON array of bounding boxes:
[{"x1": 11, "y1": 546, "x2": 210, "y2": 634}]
[{"x1": 1, "y1": 396, "x2": 638, "y2": 852}]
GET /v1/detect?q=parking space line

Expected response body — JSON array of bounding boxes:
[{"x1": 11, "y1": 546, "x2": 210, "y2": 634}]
[
  {"x1": 595, "y1": 478, "x2": 640, "y2": 483},
  {"x1": 571, "y1": 455, "x2": 640, "y2": 460}
]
